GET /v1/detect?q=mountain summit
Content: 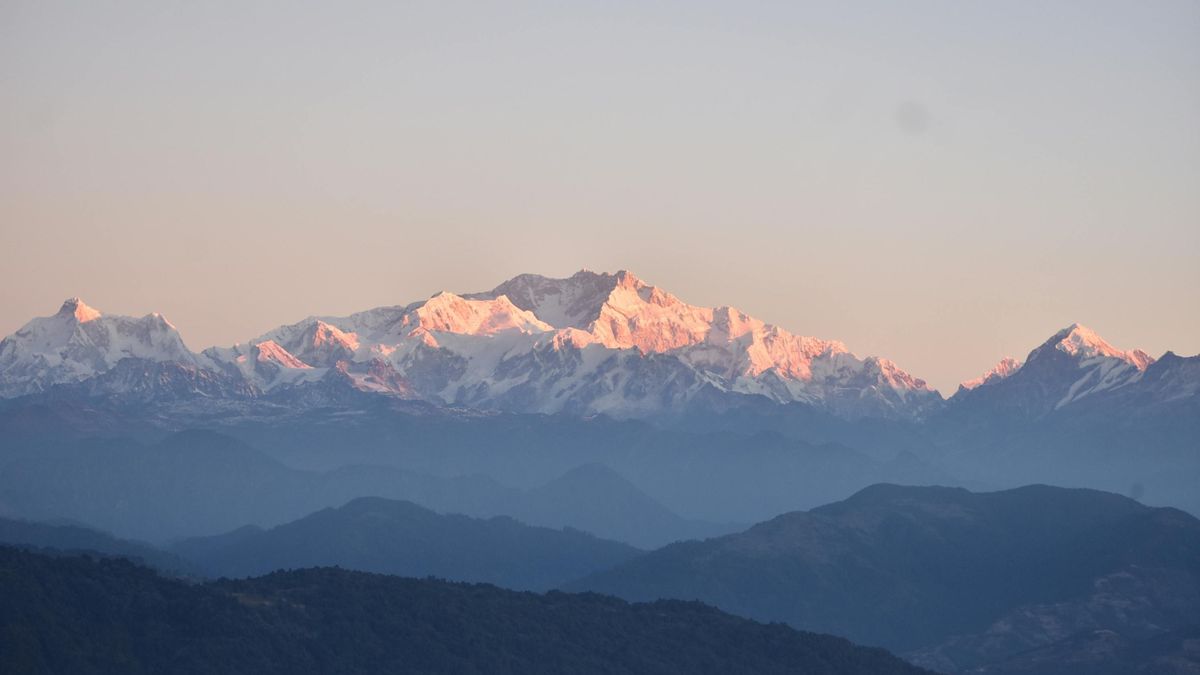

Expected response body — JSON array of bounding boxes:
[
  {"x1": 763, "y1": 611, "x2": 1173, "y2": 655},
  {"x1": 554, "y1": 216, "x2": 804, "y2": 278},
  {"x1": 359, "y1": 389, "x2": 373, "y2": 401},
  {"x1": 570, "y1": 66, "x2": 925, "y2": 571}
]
[
  {"x1": 0, "y1": 298, "x2": 198, "y2": 397},
  {"x1": 1031, "y1": 322, "x2": 1154, "y2": 371},
  {"x1": 56, "y1": 297, "x2": 102, "y2": 323},
  {"x1": 948, "y1": 323, "x2": 1161, "y2": 420}
]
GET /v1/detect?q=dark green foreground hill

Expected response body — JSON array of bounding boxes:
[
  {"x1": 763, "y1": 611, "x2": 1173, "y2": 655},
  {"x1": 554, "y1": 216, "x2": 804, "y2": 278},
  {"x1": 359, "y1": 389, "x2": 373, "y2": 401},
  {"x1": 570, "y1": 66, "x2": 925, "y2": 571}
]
[{"x1": 0, "y1": 546, "x2": 930, "y2": 675}]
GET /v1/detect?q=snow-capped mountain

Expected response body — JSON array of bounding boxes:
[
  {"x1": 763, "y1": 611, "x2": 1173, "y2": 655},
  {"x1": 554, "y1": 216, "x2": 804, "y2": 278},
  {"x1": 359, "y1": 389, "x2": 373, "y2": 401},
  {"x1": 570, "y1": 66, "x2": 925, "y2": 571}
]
[
  {"x1": 0, "y1": 272, "x2": 945, "y2": 419},
  {"x1": 947, "y1": 323, "x2": 1157, "y2": 418},
  {"x1": 959, "y1": 357, "x2": 1022, "y2": 392},
  {"x1": 0, "y1": 298, "x2": 203, "y2": 397},
  {"x1": 194, "y1": 270, "x2": 942, "y2": 419},
  {"x1": 6, "y1": 277, "x2": 1189, "y2": 427}
]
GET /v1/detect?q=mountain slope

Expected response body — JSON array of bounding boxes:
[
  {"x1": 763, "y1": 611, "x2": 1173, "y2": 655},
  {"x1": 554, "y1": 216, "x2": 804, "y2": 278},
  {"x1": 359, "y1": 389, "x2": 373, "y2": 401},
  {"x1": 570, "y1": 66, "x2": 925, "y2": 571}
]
[
  {"x1": 172, "y1": 496, "x2": 641, "y2": 590},
  {"x1": 0, "y1": 546, "x2": 930, "y2": 675},
  {"x1": 566, "y1": 484, "x2": 1200, "y2": 673}
]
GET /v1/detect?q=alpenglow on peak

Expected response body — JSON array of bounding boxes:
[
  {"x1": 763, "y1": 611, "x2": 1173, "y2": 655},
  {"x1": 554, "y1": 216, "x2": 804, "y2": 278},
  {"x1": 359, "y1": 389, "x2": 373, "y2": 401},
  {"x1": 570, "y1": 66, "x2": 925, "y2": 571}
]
[{"x1": 56, "y1": 297, "x2": 102, "y2": 323}]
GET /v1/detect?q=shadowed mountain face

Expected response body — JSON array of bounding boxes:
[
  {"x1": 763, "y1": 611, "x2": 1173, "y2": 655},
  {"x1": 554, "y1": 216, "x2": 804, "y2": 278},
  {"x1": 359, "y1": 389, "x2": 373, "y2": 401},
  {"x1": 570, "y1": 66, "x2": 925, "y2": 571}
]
[
  {"x1": 567, "y1": 484, "x2": 1200, "y2": 674},
  {"x1": 172, "y1": 496, "x2": 641, "y2": 591},
  {"x1": 0, "y1": 546, "x2": 932, "y2": 675}
]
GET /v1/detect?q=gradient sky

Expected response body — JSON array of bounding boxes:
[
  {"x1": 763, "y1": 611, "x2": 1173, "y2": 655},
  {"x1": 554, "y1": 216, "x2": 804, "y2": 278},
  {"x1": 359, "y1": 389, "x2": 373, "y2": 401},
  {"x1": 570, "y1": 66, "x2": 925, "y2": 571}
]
[{"x1": 2, "y1": 1, "x2": 1197, "y2": 393}]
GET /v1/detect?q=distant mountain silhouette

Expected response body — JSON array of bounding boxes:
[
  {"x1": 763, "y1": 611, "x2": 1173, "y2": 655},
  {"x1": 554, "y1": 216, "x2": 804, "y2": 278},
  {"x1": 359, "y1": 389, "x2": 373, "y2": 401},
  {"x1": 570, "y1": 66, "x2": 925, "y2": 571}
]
[
  {"x1": 0, "y1": 429, "x2": 736, "y2": 545},
  {"x1": 0, "y1": 516, "x2": 196, "y2": 576},
  {"x1": 568, "y1": 484, "x2": 1200, "y2": 673},
  {"x1": 173, "y1": 496, "x2": 641, "y2": 591},
  {"x1": 0, "y1": 425, "x2": 933, "y2": 541},
  {"x1": 501, "y1": 463, "x2": 740, "y2": 547}
]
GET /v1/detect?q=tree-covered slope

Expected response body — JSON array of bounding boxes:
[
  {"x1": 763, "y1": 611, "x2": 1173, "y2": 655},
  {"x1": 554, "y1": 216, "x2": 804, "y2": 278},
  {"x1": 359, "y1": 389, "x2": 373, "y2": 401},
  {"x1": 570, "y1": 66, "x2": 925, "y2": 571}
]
[{"x1": 0, "y1": 546, "x2": 931, "y2": 675}]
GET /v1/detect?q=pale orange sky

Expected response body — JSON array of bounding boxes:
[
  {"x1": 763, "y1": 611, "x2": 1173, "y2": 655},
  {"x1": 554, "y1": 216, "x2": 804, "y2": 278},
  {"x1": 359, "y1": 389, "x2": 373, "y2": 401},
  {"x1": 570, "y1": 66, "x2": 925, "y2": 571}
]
[{"x1": 2, "y1": 1, "x2": 1198, "y2": 393}]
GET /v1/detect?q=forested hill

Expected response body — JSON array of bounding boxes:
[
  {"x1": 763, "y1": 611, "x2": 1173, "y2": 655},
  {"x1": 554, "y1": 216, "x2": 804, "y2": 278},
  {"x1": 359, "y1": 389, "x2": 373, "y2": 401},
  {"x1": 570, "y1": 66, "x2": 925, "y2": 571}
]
[{"x1": 0, "y1": 546, "x2": 930, "y2": 675}]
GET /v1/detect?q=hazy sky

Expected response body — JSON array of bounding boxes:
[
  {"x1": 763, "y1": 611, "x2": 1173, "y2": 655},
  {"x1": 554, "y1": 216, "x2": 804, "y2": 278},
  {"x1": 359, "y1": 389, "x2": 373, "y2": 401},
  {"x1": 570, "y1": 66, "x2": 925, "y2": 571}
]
[{"x1": 2, "y1": 1, "x2": 1197, "y2": 393}]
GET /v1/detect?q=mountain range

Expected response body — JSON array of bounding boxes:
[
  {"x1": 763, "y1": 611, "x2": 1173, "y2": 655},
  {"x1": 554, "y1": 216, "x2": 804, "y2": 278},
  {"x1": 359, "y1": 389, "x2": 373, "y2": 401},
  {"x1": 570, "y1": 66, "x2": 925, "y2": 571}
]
[
  {"x1": 0, "y1": 271, "x2": 948, "y2": 418},
  {"x1": 1, "y1": 271, "x2": 1192, "y2": 427}
]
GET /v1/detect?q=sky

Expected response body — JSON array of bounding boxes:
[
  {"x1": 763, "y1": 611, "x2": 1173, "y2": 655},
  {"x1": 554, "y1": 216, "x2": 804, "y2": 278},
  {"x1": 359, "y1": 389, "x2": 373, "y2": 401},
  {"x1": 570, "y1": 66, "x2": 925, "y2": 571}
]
[{"x1": 1, "y1": 1, "x2": 1197, "y2": 393}]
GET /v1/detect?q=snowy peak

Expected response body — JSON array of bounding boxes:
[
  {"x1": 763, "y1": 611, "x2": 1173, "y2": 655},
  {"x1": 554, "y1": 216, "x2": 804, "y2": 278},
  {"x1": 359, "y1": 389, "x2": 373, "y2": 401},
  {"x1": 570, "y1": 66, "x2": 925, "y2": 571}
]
[
  {"x1": 865, "y1": 357, "x2": 932, "y2": 391},
  {"x1": 1034, "y1": 323, "x2": 1154, "y2": 370},
  {"x1": 258, "y1": 319, "x2": 361, "y2": 368},
  {"x1": 56, "y1": 297, "x2": 102, "y2": 323},
  {"x1": 612, "y1": 269, "x2": 646, "y2": 290},
  {"x1": 960, "y1": 357, "x2": 1023, "y2": 391},
  {"x1": 480, "y1": 270, "x2": 628, "y2": 329},
  {"x1": 480, "y1": 269, "x2": 674, "y2": 338},
  {"x1": 251, "y1": 340, "x2": 311, "y2": 370},
  {"x1": 590, "y1": 277, "x2": 712, "y2": 353},
  {"x1": 0, "y1": 299, "x2": 197, "y2": 396},
  {"x1": 204, "y1": 338, "x2": 320, "y2": 391},
  {"x1": 488, "y1": 269, "x2": 766, "y2": 354},
  {"x1": 404, "y1": 292, "x2": 553, "y2": 337},
  {"x1": 949, "y1": 324, "x2": 1163, "y2": 415},
  {"x1": 308, "y1": 321, "x2": 359, "y2": 351},
  {"x1": 477, "y1": 270, "x2": 925, "y2": 398}
]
